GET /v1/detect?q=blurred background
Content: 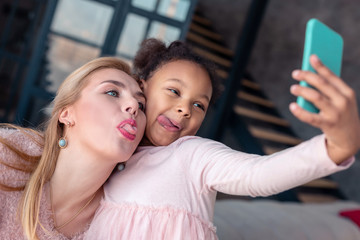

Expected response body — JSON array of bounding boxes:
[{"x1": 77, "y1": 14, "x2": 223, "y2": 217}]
[{"x1": 0, "y1": 0, "x2": 359, "y2": 202}]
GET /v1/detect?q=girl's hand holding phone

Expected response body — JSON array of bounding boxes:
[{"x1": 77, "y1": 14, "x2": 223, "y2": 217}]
[{"x1": 290, "y1": 55, "x2": 360, "y2": 164}]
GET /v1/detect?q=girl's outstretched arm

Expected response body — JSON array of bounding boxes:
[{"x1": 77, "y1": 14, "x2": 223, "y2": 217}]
[{"x1": 289, "y1": 55, "x2": 360, "y2": 165}]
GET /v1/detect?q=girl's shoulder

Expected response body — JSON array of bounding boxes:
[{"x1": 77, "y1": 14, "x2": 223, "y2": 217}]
[
  {"x1": 170, "y1": 135, "x2": 225, "y2": 152},
  {"x1": 173, "y1": 135, "x2": 200, "y2": 144},
  {"x1": 136, "y1": 136, "x2": 225, "y2": 157},
  {"x1": 166, "y1": 135, "x2": 202, "y2": 150},
  {"x1": 137, "y1": 136, "x2": 204, "y2": 152}
]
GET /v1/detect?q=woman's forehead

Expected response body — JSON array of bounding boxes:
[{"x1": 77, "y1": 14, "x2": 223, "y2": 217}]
[{"x1": 87, "y1": 68, "x2": 138, "y2": 88}]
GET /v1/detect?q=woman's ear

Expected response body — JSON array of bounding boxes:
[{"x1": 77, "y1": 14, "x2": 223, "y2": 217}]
[{"x1": 58, "y1": 107, "x2": 74, "y2": 126}]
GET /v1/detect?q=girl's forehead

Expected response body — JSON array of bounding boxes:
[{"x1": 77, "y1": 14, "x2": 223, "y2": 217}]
[
  {"x1": 153, "y1": 60, "x2": 207, "y2": 78},
  {"x1": 161, "y1": 59, "x2": 199, "y2": 69}
]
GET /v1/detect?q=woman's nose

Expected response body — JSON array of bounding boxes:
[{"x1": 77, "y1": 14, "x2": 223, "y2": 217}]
[{"x1": 125, "y1": 98, "x2": 138, "y2": 116}]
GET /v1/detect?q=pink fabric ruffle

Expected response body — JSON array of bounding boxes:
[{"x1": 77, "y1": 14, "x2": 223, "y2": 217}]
[{"x1": 85, "y1": 200, "x2": 217, "y2": 240}]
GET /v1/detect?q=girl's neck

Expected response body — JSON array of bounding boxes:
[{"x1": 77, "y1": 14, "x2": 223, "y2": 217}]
[{"x1": 139, "y1": 136, "x2": 154, "y2": 146}]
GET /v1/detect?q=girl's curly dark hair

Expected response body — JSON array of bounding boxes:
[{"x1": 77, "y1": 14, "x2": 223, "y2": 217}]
[{"x1": 133, "y1": 38, "x2": 221, "y2": 104}]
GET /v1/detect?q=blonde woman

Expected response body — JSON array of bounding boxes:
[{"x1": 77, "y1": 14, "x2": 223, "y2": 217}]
[{"x1": 0, "y1": 57, "x2": 146, "y2": 239}]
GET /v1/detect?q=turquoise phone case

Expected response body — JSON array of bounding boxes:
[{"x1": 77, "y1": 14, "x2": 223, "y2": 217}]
[{"x1": 297, "y1": 18, "x2": 343, "y2": 113}]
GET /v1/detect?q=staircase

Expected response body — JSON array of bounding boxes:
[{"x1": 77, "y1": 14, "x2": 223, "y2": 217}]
[{"x1": 186, "y1": 10, "x2": 344, "y2": 203}]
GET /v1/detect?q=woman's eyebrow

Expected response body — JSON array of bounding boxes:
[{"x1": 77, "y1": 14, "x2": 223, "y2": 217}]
[
  {"x1": 100, "y1": 80, "x2": 126, "y2": 88},
  {"x1": 136, "y1": 91, "x2": 146, "y2": 101}
]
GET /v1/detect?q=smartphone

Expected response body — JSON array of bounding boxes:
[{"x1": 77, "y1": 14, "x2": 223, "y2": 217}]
[{"x1": 296, "y1": 18, "x2": 343, "y2": 113}]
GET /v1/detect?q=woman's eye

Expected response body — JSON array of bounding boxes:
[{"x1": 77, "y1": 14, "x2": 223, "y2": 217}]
[
  {"x1": 169, "y1": 88, "x2": 179, "y2": 95},
  {"x1": 194, "y1": 103, "x2": 205, "y2": 111},
  {"x1": 138, "y1": 102, "x2": 146, "y2": 111},
  {"x1": 106, "y1": 90, "x2": 118, "y2": 97}
]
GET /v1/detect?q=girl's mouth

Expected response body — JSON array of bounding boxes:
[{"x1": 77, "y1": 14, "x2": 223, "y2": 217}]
[{"x1": 157, "y1": 115, "x2": 182, "y2": 132}]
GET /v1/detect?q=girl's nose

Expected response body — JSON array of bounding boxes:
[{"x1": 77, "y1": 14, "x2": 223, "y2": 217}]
[{"x1": 177, "y1": 104, "x2": 191, "y2": 118}]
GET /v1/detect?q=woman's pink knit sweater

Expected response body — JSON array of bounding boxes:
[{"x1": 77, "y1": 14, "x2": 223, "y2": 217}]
[{"x1": 0, "y1": 128, "x2": 87, "y2": 239}]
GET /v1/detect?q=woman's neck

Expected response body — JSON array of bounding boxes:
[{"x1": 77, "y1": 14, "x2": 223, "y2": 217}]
[
  {"x1": 51, "y1": 151, "x2": 114, "y2": 199},
  {"x1": 49, "y1": 148, "x2": 116, "y2": 236}
]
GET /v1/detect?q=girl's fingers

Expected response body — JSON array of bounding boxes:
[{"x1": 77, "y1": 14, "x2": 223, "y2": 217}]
[
  {"x1": 289, "y1": 102, "x2": 339, "y2": 129},
  {"x1": 290, "y1": 55, "x2": 360, "y2": 162},
  {"x1": 289, "y1": 102, "x2": 323, "y2": 127},
  {"x1": 309, "y1": 55, "x2": 339, "y2": 84},
  {"x1": 292, "y1": 70, "x2": 340, "y2": 101},
  {"x1": 292, "y1": 66, "x2": 356, "y2": 113},
  {"x1": 290, "y1": 84, "x2": 331, "y2": 112},
  {"x1": 290, "y1": 83, "x2": 343, "y2": 130},
  {"x1": 309, "y1": 55, "x2": 352, "y2": 95}
]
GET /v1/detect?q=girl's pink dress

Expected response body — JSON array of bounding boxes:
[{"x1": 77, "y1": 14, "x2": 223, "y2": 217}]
[{"x1": 85, "y1": 135, "x2": 353, "y2": 240}]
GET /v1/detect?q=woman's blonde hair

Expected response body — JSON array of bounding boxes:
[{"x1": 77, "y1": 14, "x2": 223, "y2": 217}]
[{"x1": 1, "y1": 57, "x2": 132, "y2": 239}]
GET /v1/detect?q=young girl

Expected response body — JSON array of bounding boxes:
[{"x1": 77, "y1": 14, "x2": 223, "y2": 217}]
[
  {"x1": 0, "y1": 57, "x2": 146, "y2": 239},
  {"x1": 86, "y1": 39, "x2": 360, "y2": 240}
]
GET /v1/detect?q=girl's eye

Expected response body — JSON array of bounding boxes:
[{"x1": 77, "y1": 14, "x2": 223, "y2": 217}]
[
  {"x1": 194, "y1": 103, "x2": 205, "y2": 111},
  {"x1": 138, "y1": 102, "x2": 146, "y2": 111},
  {"x1": 106, "y1": 90, "x2": 118, "y2": 97},
  {"x1": 169, "y1": 88, "x2": 179, "y2": 95}
]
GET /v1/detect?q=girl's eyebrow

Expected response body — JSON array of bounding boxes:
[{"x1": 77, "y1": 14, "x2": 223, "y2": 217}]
[
  {"x1": 101, "y1": 80, "x2": 146, "y2": 100},
  {"x1": 167, "y1": 78, "x2": 210, "y2": 103}
]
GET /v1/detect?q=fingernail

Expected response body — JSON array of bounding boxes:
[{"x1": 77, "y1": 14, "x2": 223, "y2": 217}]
[
  {"x1": 312, "y1": 54, "x2": 319, "y2": 62},
  {"x1": 290, "y1": 103, "x2": 298, "y2": 111},
  {"x1": 292, "y1": 70, "x2": 300, "y2": 77}
]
